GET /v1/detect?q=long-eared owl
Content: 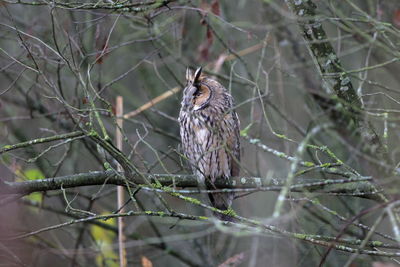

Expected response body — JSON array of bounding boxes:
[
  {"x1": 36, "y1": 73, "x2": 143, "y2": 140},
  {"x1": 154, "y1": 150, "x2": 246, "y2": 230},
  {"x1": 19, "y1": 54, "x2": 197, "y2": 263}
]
[{"x1": 179, "y1": 67, "x2": 240, "y2": 220}]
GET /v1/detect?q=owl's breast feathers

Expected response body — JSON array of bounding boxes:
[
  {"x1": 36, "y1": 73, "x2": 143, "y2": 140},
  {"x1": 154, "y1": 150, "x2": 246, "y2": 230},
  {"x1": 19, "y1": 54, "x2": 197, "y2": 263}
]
[{"x1": 179, "y1": 106, "x2": 240, "y2": 182}]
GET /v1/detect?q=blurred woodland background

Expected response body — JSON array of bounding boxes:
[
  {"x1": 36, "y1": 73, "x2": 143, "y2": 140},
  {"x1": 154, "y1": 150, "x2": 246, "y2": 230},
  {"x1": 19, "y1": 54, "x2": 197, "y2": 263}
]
[{"x1": 1, "y1": 0, "x2": 400, "y2": 266}]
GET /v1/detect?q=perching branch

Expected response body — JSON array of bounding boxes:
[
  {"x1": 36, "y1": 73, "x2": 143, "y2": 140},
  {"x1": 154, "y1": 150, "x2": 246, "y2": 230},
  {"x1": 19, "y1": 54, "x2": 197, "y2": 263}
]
[{"x1": 1, "y1": 170, "x2": 380, "y2": 200}]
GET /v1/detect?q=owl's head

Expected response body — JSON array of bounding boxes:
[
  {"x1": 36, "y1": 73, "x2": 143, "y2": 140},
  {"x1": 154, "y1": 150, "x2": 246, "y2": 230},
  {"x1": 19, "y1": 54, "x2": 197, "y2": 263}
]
[{"x1": 182, "y1": 67, "x2": 226, "y2": 111}]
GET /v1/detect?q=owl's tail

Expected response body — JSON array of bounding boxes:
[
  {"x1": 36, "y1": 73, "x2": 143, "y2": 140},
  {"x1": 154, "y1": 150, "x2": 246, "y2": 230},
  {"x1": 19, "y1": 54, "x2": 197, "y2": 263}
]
[{"x1": 208, "y1": 191, "x2": 235, "y2": 222}]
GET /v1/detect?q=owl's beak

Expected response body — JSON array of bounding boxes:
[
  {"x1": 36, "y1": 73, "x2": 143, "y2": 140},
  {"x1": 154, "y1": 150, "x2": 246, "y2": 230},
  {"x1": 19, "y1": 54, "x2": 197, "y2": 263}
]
[{"x1": 193, "y1": 104, "x2": 202, "y2": 111}]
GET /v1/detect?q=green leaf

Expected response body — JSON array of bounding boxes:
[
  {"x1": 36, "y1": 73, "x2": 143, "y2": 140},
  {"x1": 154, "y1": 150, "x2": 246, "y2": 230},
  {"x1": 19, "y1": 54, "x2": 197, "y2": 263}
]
[
  {"x1": 95, "y1": 249, "x2": 119, "y2": 267},
  {"x1": 21, "y1": 169, "x2": 45, "y2": 205},
  {"x1": 27, "y1": 192, "x2": 42, "y2": 203},
  {"x1": 90, "y1": 212, "x2": 118, "y2": 267},
  {"x1": 24, "y1": 168, "x2": 45, "y2": 180}
]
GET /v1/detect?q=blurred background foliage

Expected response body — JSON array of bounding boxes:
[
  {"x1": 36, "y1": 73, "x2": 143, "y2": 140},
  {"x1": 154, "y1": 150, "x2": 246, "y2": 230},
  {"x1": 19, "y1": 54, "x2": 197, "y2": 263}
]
[{"x1": 1, "y1": 0, "x2": 400, "y2": 266}]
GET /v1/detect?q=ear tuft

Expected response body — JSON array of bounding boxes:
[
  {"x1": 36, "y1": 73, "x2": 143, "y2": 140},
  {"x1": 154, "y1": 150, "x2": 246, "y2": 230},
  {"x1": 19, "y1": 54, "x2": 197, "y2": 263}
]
[
  {"x1": 194, "y1": 67, "x2": 202, "y2": 83},
  {"x1": 186, "y1": 67, "x2": 193, "y2": 82}
]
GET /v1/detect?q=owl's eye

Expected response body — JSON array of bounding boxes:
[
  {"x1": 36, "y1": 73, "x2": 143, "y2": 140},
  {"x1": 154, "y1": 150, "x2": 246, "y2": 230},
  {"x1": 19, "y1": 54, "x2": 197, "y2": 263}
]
[
  {"x1": 193, "y1": 85, "x2": 203, "y2": 96},
  {"x1": 194, "y1": 89, "x2": 202, "y2": 96}
]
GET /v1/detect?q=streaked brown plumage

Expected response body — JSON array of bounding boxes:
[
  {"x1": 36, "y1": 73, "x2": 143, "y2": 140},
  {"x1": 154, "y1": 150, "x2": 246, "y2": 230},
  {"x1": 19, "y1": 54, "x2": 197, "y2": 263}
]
[{"x1": 179, "y1": 67, "x2": 240, "y2": 220}]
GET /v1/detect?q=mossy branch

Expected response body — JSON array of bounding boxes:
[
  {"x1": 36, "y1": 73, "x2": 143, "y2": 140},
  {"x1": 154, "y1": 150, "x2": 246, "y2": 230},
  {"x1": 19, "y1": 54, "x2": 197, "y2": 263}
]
[
  {"x1": 284, "y1": 0, "x2": 385, "y2": 156},
  {"x1": 0, "y1": 131, "x2": 85, "y2": 154},
  {"x1": 1, "y1": 170, "x2": 381, "y2": 201}
]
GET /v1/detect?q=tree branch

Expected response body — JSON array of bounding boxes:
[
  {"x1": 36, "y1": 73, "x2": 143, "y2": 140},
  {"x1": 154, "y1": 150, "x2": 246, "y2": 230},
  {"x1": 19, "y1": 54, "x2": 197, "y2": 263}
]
[
  {"x1": 1, "y1": 170, "x2": 381, "y2": 201},
  {"x1": 284, "y1": 0, "x2": 386, "y2": 156},
  {"x1": 0, "y1": 131, "x2": 85, "y2": 154}
]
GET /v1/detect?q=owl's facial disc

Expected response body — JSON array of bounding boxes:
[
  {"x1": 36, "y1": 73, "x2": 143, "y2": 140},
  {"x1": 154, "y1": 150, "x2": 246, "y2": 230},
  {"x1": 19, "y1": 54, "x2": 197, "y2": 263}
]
[
  {"x1": 192, "y1": 83, "x2": 211, "y2": 111},
  {"x1": 183, "y1": 66, "x2": 210, "y2": 110}
]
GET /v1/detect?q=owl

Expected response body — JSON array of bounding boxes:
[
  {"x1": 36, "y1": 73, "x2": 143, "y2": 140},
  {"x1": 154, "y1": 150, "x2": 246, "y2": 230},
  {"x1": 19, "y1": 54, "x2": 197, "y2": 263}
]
[{"x1": 179, "y1": 67, "x2": 240, "y2": 220}]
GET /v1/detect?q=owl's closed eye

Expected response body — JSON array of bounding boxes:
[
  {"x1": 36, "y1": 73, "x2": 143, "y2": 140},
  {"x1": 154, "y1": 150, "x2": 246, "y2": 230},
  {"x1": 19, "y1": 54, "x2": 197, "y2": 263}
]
[{"x1": 192, "y1": 84, "x2": 211, "y2": 110}]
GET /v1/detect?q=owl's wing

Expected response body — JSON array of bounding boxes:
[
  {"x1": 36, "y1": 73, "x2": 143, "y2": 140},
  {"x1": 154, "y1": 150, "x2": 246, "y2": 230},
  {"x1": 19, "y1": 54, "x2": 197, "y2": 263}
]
[
  {"x1": 225, "y1": 111, "x2": 241, "y2": 177},
  {"x1": 179, "y1": 110, "x2": 203, "y2": 177},
  {"x1": 179, "y1": 111, "x2": 192, "y2": 162}
]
